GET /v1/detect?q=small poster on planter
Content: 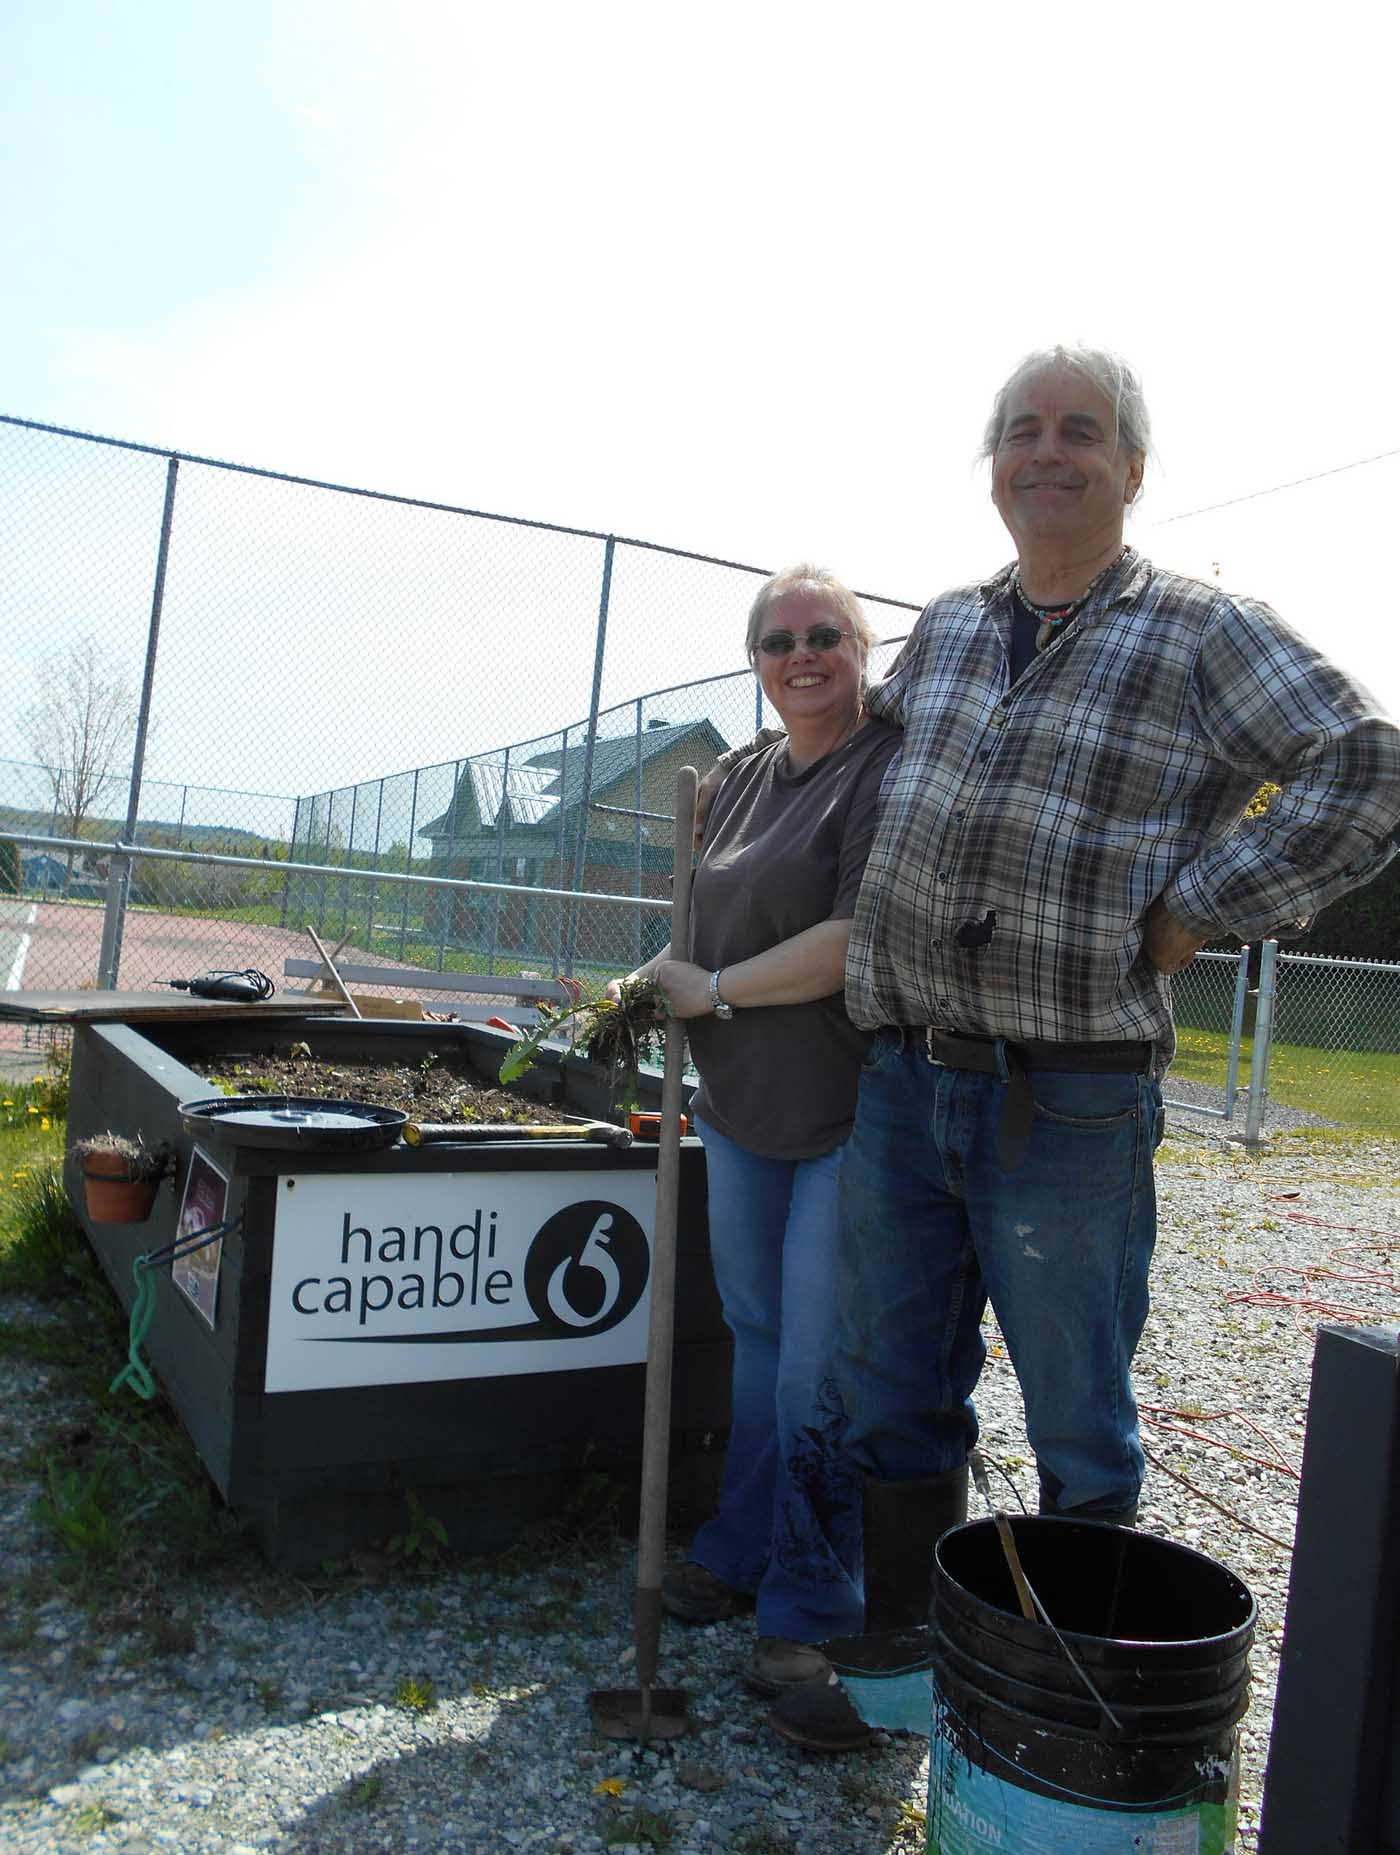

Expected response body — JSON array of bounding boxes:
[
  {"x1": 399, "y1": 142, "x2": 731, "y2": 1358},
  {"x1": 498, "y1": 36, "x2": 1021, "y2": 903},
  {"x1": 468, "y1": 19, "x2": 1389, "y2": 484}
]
[
  {"x1": 172, "y1": 1146, "x2": 230, "y2": 1330},
  {"x1": 265, "y1": 1169, "x2": 657, "y2": 1392}
]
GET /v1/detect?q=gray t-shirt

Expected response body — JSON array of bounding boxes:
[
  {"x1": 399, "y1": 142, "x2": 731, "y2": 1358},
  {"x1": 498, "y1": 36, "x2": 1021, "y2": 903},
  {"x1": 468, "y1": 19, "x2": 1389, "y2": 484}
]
[{"x1": 687, "y1": 720, "x2": 901, "y2": 1160}]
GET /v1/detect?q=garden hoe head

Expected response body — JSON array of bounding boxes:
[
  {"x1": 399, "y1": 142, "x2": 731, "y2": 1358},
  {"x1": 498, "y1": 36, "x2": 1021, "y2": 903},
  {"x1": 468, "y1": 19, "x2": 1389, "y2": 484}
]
[{"x1": 589, "y1": 1584, "x2": 689, "y2": 1740}]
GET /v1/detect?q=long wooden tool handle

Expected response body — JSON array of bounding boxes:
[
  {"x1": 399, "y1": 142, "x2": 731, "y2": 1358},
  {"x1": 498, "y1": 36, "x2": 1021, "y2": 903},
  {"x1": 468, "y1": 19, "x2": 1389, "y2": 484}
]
[
  {"x1": 634, "y1": 765, "x2": 698, "y2": 1710},
  {"x1": 305, "y1": 925, "x2": 362, "y2": 1020},
  {"x1": 404, "y1": 1121, "x2": 632, "y2": 1148},
  {"x1": 994, "y1": 1511, "x2": 1038, "y2": 1622}
]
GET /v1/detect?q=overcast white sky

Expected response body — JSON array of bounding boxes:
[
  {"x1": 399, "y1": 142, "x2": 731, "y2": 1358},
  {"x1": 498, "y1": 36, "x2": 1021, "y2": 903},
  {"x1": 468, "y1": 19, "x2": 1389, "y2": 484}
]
[{"x1": 3, "y1": 0, "x2": 1398, "y2": 801}]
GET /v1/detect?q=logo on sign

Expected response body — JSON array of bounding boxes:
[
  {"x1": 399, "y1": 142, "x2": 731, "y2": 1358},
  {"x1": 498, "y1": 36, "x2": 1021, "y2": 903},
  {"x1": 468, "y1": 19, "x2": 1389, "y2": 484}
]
[{"x1": 524, "y1": 1200, "x2": 649, "y2": 1337}]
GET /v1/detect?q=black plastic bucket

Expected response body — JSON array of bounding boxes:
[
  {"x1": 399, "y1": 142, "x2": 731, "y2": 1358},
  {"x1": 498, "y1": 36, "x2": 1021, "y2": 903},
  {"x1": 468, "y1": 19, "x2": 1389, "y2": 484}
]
[{"x1": 927, "y1": 1516, "x2": 1256, "y2": 1853}]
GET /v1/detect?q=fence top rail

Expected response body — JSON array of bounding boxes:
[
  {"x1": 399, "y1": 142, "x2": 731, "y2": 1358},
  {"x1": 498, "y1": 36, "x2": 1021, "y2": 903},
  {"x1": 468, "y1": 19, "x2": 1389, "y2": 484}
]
[
  {"x1": 0, "y1": 831, "x2": 672, "y2": 912},
  {"x1": 0, "y1": 756, "x2": 298, "y2": 807},
  {"x1": 1276, "y1": 948, "x2": 1400, "y2": 976},
  {"x1": 0, "y1": 411, "x2": 922, "y2": 612},
  {"x1": 292, "y1": 644, "x2": 907, "y2": 811}
]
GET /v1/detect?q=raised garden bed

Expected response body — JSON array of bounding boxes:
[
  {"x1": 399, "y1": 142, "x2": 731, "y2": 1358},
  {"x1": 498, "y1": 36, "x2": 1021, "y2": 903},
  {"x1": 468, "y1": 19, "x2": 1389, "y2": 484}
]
[{"x1": 66, "y1": 1012, "x2": 727, "y2": 1570}]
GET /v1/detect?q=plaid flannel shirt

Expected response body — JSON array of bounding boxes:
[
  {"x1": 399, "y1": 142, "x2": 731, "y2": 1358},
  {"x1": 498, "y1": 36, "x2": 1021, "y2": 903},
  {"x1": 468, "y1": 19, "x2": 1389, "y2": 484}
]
[{"x1": 852, "y1": 549, "x2": 1400, "y2": 1070}]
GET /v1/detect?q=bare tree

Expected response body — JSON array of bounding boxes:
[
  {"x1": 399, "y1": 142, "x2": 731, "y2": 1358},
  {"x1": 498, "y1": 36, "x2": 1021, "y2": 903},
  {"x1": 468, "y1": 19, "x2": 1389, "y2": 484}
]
[{"x1": 23, "y1": 637, "x2": 139, "y2": 892}]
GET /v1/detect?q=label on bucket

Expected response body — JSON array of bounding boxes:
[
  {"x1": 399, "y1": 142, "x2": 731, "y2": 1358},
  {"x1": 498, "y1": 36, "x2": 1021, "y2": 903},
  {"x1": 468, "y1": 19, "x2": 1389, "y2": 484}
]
[{"x1": 927, "y1": 1699, "x2": 1238, "y2": 1854}]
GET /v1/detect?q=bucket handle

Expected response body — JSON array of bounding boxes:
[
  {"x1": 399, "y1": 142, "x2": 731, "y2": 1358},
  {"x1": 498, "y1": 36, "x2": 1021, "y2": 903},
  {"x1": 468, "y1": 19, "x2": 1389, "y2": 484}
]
[{"x1": 969, "y1": 1452, "x2": 1126, "y2": 1739}]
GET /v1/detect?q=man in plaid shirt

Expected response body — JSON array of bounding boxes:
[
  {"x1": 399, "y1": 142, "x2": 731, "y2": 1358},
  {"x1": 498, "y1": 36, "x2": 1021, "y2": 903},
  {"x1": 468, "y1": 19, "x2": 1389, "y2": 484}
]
[{"x1": 719, "y1": 346, "x2": 1400, "y2": 1750}]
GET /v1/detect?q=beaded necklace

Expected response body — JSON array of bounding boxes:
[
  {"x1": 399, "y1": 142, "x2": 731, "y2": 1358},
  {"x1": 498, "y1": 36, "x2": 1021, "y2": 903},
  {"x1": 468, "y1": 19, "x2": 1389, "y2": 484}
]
[{"x1": 1013, "y1": 547, "x2": 1129, "y2": 652}]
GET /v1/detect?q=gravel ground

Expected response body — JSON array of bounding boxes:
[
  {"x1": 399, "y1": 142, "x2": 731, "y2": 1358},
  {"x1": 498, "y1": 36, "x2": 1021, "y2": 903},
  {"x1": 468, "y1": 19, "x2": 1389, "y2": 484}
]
[{"x1": 3, "y1": 1124, "x2": 1398, "y2": 1854}]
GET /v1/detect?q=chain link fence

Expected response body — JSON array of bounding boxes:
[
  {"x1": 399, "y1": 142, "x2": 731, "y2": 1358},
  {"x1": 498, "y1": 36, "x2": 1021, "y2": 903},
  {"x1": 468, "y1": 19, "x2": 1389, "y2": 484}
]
[
  {"x1": 1165, "y1": 946, "x2": 1400, "y2": 1136},
  {"x1": 5, "y1": 412, "x2": 1397, "y2": 1135},
  {"x1": 1162, "y1": 949, "x2": 1250, "y2": 1122},
  {"x1": 0, "y1": 411, "x2": 914, "y2": 1031},
  {"x1": 1269, "y1": 951, "x2": 1400, "y2": 1133}
]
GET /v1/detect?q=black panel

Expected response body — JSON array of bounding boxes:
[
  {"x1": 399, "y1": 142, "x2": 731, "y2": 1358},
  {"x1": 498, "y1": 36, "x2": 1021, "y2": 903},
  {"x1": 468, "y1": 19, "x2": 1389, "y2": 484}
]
[{"x1": 1259, "y1": 1325, "x2": 1400, "y2": 1853}]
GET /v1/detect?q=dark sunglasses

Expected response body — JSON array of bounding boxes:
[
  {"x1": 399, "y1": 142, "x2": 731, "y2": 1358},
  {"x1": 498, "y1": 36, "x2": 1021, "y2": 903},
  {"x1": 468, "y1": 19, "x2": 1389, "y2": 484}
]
[{"x1": 753, "y1": 625, "x2": 851, "y2": 658}]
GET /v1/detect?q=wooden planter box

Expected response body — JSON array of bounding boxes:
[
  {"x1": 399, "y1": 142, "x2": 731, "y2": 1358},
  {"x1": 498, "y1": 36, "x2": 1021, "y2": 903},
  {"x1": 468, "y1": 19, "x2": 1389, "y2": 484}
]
[{"x1": 67, "y1": 1014, "x2": 728, "y2": 1570}]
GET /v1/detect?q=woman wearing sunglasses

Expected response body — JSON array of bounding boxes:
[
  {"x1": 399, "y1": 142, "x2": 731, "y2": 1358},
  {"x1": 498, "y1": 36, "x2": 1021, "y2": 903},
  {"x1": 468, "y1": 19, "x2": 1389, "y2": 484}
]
[{"x1": 615, "y1": 564, "x2": 899, "y2": 1708}]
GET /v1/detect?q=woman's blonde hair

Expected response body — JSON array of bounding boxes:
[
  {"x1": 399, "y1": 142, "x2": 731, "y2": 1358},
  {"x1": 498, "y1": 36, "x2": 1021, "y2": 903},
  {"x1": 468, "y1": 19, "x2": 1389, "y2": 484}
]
[{"x1": 745, "y1": 564, "x2": 878, "y2": 665}]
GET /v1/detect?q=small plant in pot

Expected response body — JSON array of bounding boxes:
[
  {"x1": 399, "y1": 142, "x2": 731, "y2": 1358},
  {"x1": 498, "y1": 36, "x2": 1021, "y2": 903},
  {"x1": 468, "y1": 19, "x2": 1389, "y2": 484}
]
[{"x1": 74, "y1": 1132, "x2": 171, "y2": 1224}]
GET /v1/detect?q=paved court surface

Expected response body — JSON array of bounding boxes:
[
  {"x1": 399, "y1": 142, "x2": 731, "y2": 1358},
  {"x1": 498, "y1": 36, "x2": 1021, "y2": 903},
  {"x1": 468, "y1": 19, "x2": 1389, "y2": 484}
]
[{"x1": 1, "y1": 899, "x2": 434, "y2": 997}]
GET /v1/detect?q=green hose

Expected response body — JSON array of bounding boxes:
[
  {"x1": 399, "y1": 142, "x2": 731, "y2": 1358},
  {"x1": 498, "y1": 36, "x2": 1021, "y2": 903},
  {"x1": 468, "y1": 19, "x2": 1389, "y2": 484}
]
[{"x1": 109, "y1": 1219, "x2": 240, "y2": 1401}]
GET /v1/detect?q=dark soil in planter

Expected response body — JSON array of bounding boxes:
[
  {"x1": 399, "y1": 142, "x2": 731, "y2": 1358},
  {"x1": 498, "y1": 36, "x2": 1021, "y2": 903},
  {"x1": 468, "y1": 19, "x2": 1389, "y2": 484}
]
[{"x1": 187, "y1": 1048, "x2": 564, "y2": 1126}]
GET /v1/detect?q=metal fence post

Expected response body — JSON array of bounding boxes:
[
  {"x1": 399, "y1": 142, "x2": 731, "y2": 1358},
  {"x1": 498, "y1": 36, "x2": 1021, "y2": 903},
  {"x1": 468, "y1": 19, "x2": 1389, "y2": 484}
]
[
  {"x1": 98, "y1": 454, "x2": 178, "y2": 989},
  {"x1": 564, "y1": 536, "x2": 615, "y2": 974},
  {"x1": 1244, "y1": 939, "x2": 1279, "y2": 1147},
  {"x1": 398, "y1": 770, "x2": 419, "y2": 960},
  {"x1": 341, "y1": 785, "x2": 359, "y2": 942},
  {"x1": 1223, "y1": 945, "x2": 1250, "y2": 1120},
  {"x1": 633, "y1": 697, "x2": 644, "y2": 969},
  {"x1": 487, "y1": 749, "x2": 511, "y2": 976},
  {"x1": 438, "y1": 758, "x2": 463, "y2": 969},
  {"x1": 552, "y1": 729, "x2": 570, "y2": 976},
  {"x1": 281, "y1": 795, "x2": 301, "y2": 928},
  {"x1": 318, "y1": 796, "x2": 334, "y2": 936},
  {"x1": 366, "y1": 778, "x2": 385, "y2": 950}
]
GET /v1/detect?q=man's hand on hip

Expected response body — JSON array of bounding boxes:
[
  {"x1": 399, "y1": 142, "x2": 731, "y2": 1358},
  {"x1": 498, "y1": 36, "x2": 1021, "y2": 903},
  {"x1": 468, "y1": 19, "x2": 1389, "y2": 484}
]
[{"x1": 1144, "y1": 898, "x2": 1208, "y2": 975}]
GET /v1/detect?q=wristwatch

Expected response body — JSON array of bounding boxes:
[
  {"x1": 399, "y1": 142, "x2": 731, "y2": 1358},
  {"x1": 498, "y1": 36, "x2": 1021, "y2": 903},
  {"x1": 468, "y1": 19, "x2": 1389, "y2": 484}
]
[{"x1": 708, "y1": 970, "x2": 734, "y2": 1020}]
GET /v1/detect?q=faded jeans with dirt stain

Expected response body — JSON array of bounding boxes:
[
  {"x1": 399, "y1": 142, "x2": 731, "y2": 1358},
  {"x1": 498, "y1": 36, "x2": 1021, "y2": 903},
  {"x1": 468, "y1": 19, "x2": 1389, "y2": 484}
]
[{"x1": 835, "y1": 1032, "x2": 1165, "y2": 1518}]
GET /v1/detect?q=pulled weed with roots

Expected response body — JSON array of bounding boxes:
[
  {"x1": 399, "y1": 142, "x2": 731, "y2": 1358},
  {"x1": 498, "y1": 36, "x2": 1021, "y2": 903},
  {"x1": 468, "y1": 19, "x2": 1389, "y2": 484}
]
[{"x1": 498, "y1": 978, "x2": 668, "y2": 1114}]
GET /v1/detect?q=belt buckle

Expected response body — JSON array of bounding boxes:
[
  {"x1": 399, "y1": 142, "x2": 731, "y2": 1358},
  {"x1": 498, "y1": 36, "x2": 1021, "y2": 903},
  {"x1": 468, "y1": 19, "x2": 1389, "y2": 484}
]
[{"x1": 923, "y1": 1027, "x2": 947, "y2": 1067}]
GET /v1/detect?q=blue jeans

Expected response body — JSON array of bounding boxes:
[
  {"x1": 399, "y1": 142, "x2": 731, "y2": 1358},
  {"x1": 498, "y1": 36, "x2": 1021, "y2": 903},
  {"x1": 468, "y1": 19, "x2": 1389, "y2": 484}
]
[
  {"x1": 690, "y1": 1116, "x2": 864, "y2": 1643},
  {"x1": 835, "y1": 1035, "x2": 1163, "y2": 1516}
]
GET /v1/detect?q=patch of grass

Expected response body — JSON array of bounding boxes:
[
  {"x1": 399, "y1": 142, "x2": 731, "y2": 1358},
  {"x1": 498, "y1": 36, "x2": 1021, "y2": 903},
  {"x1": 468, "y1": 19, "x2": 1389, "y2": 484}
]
[
  {"x1": 349, "y1": 1772, "x2": 384, "y2": 1808},
  {"x1": 30, "y1": 1402, "x2": 244, "y2": 1592},
  {"x1": 0, "y1": 1319, "x2": 92, "y2": 1368},
  {"x1": 1171, "y1": 1024, "x2": 1400, "y2": 1131},
  {"x1": 0, "y1": 1160, "x2": 86, "y2": 1297},
  {"x1": 394, "y1": 1675, "x2": 436, "y2": 1714},
  {"x1": 603, "y1": 1803, "x2": 675, "y2": 1850},
  {"x1": 70, "y1": 1799, "x2": 123, "y2": 1834},
  {"x1": 257, "y1": 1679, "x2": 285, "y2": 1712}
]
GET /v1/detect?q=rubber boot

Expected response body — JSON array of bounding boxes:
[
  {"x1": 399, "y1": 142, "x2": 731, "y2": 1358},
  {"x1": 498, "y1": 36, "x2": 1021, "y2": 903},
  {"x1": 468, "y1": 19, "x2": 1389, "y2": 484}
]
[
  {"x1": 768, "y1": 1463, "x2": 969, "y2": 1753},
  {"x1": 1039, "y1": 1493, "x2": 1139, "y2": 1528},
  {"x1": 863, "y1": 1463, "x2": 970, "y2": 1631}
]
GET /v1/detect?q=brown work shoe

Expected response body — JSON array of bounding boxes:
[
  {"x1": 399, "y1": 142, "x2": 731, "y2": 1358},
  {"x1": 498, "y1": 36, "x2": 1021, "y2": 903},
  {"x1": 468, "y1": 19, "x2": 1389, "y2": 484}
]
[
  {"x1": 743, "y1": 1636, "x2": 832, "y2": 1698},
  {"x1": 768, "y1": 1670, "x2": 875, "y2": 1753},
  {"x1": 660, "y1": 1561, "x2": 748, "y2": 1624}
]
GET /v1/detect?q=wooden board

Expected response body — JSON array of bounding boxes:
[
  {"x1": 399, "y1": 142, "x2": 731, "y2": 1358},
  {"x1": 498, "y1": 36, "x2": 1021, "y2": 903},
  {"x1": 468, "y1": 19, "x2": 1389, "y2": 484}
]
[{"x1": 0, "y1": 990, "x2": 348, "y2": 1024}]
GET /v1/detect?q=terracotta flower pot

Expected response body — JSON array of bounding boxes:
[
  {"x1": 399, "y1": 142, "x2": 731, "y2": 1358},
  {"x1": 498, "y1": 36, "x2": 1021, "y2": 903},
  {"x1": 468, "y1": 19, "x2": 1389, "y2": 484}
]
[{"x1": 81, "y1": 1155, "x2": 160, "y2": 1224}]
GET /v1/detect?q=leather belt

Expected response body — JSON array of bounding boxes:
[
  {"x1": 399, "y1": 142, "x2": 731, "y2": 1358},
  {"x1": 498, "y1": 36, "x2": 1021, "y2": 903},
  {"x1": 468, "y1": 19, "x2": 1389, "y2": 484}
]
[{"x1": 893, "y1": 1028, "x2": 1152, "y2": 1173}]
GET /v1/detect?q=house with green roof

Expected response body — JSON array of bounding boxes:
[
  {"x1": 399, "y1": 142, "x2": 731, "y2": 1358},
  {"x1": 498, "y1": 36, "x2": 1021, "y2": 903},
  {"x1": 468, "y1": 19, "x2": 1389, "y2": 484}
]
[{"x1": 418, "y1": 717, "x2": 729, "y2": 967}]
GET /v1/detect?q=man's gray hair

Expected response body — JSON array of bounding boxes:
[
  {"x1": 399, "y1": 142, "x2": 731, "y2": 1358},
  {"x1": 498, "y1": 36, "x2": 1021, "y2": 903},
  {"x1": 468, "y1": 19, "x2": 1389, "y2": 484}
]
[
  {"x1": 745, "y1": 564, "x2": 878, "y2": 663},
  {"x1": 981, "y1": 345, "x2": 1152, "y2": 465}
]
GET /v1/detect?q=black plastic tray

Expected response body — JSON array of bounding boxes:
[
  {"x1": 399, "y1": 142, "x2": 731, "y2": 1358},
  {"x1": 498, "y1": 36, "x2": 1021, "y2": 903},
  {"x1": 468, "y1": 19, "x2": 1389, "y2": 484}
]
[{"x1": 178, "y1": 1095, "x2": 408, "y2": 1153}]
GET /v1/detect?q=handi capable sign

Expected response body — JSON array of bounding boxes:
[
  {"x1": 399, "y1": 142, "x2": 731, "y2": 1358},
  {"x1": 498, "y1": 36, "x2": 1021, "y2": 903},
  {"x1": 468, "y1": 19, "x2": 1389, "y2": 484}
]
[{"x1": 265, "y1": 1170, "x2": 656, "y2": 1393}]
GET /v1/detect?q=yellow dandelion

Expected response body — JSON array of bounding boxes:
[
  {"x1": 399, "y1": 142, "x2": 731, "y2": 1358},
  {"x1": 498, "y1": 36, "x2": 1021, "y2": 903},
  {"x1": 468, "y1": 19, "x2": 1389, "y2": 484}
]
[
  {"x1": 26, "y1": 1104, "x2": 38, "y2": 1115},
  {"x1": 41, "y1": 1116, "x2": 51, "y2": 1131},
  {"x1": 594, "y1": 1777, "x2": 626, "y2": 1798}
]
